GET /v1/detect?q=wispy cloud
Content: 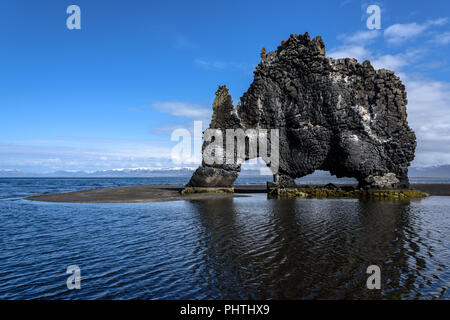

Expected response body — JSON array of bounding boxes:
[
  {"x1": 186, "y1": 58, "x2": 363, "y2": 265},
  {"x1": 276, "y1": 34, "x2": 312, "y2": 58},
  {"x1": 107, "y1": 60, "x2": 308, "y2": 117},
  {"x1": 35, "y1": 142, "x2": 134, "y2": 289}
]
[
  {"x1": 384, "y1": 17, "x2": 448, "y2": 43},
  {"x1": 338, "y1": 30, "x2": 381, "y2": 43},
  {"x1": 0, "y1": 140, "x2": 177, "y2": 173},
  {"x1": 329, "y1": 30, "x2": 379, "y2": 61},
  {"x1": 431, "y1": 31, "x2": 450, "y2": 45},
  {"x1": 194, "y1": 59, "x2": 253, "y2": 72},
  {"x1": 371, "y1": 50, "x2": 424, "y2": 70},
  {"x1": 194, "y1": 59, "x2": 227, "y2": 69},
  {"x1": 16, "y1": 101, "x2": 214, "y2": 172},
  {"x1": 150, "y1": 101, "x2": 212, "y2": 120},
  {"x1": 172, "y1": 34, "x2": 197, "y2": 49},
  {"x1": 328, "y1": 45, "x2": 371, "y2": 62},
  {"x1": 329, "y1": 30, "x2": 425, "y2": 72},
  {"x1": 339, "y1": 0, "x2": 352, "y2": 7},
  {"x1": 403, "y1": 75, "x2": 450, "y2": 166}
]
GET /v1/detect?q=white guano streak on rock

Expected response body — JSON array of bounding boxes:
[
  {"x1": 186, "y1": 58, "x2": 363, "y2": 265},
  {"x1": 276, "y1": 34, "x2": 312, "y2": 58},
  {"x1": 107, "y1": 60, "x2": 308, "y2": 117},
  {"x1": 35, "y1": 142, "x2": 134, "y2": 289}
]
[{"x1": 351, "y1": 105, "x2": 386, "y2": 144}]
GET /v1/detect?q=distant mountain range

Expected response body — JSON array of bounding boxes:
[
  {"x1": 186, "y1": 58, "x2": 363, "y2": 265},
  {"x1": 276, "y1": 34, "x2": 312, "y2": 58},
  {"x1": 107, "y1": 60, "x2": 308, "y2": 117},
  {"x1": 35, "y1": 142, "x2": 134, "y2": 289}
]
[
  {"x1": 0, "y1": 167, "x2": 197, "y2": 177},
  {"x1": 1, "y1": 165, "x2": 450, "y2": 178},
  {"x1": 0, "y1": 167, "x2": 267, "y2": 178}
]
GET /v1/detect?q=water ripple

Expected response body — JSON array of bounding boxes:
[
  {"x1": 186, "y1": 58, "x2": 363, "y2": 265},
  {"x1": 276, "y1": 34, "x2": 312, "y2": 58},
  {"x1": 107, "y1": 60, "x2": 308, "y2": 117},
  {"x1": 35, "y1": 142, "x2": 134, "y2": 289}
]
[{"x1": 0, "y1": 178, "x2": 449, "y2": 299}]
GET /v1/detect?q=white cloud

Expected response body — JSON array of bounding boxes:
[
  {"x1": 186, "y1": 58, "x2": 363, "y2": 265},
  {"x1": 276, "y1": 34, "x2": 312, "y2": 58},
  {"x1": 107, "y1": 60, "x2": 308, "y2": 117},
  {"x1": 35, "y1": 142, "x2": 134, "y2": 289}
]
[
  {"x1": 329, "y1": 30, "x2": 380, "y2": 62},
  {"x1": 194, "y1": 59, "x2": 252, "y2": 72},
  {"x1": 371, "y1": 54, "x2": 406, "y2": 70},
  {"x1": 338, "y1": 30, "x2": 380, "y2": 43},
  {"x1": 0, "y1": 142, "x2": 177, "y2": 172},
  {"x1": 430, "y1": 17, "x2": 449, "y2": 26},
  {"x1": 329, "y1": 28, "x2": 424, "y2": 71},
  {"x1": 431, "y1": 31, "x2": 450, "y2": 45},
  {"x1": 402, "y1": 76, "x2": 450, "y2": 166},
  {"x1": 194, "y1": 59, "x2": 227, "y2": 69},
  {"x1": 151, "y1": 101, "x2": 212, "y2": 120},
  {"x1": 384, "y1": 18, "x2": 448, "y2": 43},
  {"x1": 384, "y1": 23, "x2": 428, "y2": 42},
  {"x1": 371, "y1": 50, "x2": 423, "y2": 71},
  {"x1": 405, "y1": 77, "x2": 450, "y2": 127},
  {"x1": 327, "y1": 46, "x2": 422, "y2": 72},
  {"x1": 328, "y1": 45, "x2": 371, "y2": 62},
  {"x1": 339, "y1": 0, "x2": 352, "y2": 7},
  {"x1": 0, "y1": 129, "x2": 208, "y2": 172}
]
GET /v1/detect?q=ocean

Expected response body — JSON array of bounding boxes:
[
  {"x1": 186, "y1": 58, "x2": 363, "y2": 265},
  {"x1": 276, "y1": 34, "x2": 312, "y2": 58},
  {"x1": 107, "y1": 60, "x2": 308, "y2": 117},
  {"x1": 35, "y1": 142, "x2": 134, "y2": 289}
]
[{"x1": 0, "y1": 177, "x2": 449, "y2": 299}]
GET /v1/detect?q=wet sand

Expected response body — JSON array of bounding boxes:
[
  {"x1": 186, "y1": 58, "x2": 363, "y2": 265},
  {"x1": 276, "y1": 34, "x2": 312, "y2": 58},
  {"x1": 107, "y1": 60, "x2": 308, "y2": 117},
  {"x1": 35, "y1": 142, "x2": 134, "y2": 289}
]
[
  {"x1": 25, "y1": 185, "x2": 246, "y2": 203},
  {"x1": 25, "y1": 184, "x2": 450, "y2": 203}
]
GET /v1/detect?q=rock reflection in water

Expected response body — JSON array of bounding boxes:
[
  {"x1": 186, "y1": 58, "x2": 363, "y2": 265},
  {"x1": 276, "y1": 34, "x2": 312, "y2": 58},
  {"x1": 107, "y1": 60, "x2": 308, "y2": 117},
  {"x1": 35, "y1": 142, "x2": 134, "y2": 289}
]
[{"x1": 187, "y1": 196, "x2": 437, "y2": 299}]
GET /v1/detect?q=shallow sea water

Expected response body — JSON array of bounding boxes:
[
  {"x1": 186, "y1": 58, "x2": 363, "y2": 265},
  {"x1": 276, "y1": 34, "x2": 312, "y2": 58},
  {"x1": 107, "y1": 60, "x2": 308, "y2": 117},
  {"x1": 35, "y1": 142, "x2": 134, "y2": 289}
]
[{"x1": 0, "y1": 178, "x2": 448, "y2": 299}]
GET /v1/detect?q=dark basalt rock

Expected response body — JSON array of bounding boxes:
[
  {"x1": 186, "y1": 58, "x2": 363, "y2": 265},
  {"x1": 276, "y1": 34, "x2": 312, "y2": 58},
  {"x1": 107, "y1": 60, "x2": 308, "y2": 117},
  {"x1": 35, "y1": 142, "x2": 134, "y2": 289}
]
[{"x1": 186, "y1": 33, "x2": 416, "y2": 190}]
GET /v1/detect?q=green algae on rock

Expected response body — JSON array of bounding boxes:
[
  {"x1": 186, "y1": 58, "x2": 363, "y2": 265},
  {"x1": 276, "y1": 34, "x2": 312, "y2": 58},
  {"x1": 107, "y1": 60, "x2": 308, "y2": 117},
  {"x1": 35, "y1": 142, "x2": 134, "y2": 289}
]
[
  {"x1": 181, "y1": 187, "x2": 234, "y2": 195},
  {"x1": 268, "y1": 187, "x2": 429, "y2": 200}
]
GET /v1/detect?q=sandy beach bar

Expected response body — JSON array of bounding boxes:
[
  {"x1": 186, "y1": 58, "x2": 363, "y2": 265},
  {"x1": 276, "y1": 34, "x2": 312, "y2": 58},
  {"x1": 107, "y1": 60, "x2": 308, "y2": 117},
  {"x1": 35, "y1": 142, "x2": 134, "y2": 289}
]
[{"x1": 24, "y1": 184, "x2": 450, "y2": 203}]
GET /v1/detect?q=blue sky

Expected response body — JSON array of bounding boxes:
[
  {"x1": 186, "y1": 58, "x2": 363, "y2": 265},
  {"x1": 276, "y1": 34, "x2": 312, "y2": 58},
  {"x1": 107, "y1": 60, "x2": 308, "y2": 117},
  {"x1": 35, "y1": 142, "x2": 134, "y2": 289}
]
[{"x1": 1, "y1": 0, "x2": 450, "y2": 172}]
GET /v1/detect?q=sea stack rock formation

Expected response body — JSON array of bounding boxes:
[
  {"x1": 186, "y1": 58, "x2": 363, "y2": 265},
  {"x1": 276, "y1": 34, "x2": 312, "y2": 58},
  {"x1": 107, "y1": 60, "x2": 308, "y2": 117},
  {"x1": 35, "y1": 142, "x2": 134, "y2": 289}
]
[{"x1": 185, "y1": 32, "x2": 416, "y2": 191}]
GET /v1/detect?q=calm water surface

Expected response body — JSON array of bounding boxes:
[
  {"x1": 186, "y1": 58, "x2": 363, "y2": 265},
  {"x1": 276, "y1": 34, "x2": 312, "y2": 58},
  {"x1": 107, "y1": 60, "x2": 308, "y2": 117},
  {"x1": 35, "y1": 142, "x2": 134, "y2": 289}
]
[{"x1": 0, "y1": 178, "x2": 448, "y2": 299}]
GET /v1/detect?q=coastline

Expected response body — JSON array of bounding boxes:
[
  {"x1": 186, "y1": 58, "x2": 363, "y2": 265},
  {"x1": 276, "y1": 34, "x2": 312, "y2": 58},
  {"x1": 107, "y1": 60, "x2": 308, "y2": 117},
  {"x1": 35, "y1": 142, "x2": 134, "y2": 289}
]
[{"x1": 24, "y1": 183, "x2": 450, "y2": 203}]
